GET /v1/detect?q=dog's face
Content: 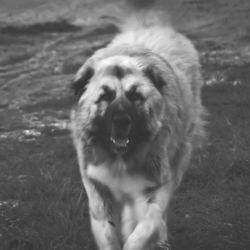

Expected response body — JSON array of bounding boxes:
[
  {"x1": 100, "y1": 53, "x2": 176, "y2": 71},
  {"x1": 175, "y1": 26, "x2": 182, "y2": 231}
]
[{"x1": 71, "y1": 55, "x2": 170, "y2": 158}]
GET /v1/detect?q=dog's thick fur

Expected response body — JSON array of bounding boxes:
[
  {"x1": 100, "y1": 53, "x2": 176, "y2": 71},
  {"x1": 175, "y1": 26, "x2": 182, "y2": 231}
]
[{"x1": 70, "y1": 2, "x2": 205, "y2": 250}]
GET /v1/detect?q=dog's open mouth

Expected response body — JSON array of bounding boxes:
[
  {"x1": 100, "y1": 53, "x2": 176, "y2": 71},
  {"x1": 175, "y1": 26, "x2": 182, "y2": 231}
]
[{"x1": 110, "y1": 136, "x2": 130, "y2": 154}]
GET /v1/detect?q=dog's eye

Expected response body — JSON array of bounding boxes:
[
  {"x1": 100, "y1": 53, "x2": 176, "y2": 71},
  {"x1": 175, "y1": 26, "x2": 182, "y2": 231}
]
[
  {"x1": 126, "y1": 86, "x2": 144, "y2": 102},
  {"x1": 96, "y1": 86, "x2": 116, "y2": 103}
]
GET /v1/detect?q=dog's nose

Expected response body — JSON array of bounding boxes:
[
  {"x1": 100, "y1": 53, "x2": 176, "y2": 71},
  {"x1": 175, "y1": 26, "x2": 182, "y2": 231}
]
[{"x1": 113, "y1": 114, "x2": 132, "y2": 131}]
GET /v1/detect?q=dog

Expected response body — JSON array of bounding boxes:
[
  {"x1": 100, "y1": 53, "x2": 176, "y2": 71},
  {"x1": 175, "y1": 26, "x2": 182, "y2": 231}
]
[{"x1": 70, "y1": 1, "x2": 206, "y2": 249}]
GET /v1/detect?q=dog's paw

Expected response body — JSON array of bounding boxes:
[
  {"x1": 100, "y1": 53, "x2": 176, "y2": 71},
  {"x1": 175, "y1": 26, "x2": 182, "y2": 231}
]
[{"x1": 155, "y1": 240, "x2": 172, "y2": 250}]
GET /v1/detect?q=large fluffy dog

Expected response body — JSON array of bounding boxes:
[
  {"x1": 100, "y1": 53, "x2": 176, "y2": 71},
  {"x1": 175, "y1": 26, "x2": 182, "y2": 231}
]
[{"x1": 70, "y1": 2, "x2": 205, "y2": 250}]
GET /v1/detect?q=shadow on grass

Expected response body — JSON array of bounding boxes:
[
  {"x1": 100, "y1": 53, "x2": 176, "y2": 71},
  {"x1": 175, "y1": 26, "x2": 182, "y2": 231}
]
[{"x1": 0, "y1": 19, "x2": 82, "y2": 35}]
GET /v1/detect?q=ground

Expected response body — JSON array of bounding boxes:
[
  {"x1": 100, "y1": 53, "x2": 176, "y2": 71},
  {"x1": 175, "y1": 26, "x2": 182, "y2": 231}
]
[{"x1": 0, "y1": 1, "x2": 250, "y2": 250}]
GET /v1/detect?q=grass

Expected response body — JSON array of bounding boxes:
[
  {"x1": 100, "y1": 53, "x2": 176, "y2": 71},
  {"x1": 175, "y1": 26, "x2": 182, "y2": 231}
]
[
  {"x1": 1, "y1": 64, "x2": 250, "y2": 250},
  {"x1": 0, "y1": 1, "x2": 250, "y2": 250},
  {"x1": 0, "y1": 136, "x2": 95, "y2": 250},
  {"x1": 169, "y1": 82, "x2": 250, "y2": 250}
]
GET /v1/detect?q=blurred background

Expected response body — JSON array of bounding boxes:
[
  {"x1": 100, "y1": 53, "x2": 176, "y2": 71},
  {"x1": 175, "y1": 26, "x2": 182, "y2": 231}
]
[{"x1": 0, "y1": 1, "x2": 250, "y2": 250}]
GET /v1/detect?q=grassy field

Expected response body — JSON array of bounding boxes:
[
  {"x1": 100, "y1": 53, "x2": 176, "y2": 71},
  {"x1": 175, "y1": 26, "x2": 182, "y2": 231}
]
[{"x1": 0, "y1": 1, "x2": 250, "y2": 250}]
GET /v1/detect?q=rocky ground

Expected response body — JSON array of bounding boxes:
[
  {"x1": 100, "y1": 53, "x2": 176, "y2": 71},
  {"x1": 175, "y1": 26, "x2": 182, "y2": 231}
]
[{"x1": 0, "y1": 1, "x2": 250, "y2": 250}]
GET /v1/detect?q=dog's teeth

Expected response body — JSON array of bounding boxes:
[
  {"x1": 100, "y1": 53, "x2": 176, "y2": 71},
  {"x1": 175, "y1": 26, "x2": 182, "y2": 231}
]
[{"x1": 110, "y1": 137, "x2": 130, "y2": 147}]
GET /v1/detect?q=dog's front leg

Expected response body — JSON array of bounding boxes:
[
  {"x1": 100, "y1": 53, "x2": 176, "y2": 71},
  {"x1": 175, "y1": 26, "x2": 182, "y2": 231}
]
[
  {"x1": 82, "y1": 175, "x2": 121, "y2": 250},
  {"x1": 73, "y1": 137, "x2": 121, "y2": 250},
  {"x1": 123, "y1": 184, "x2": 173, "y2": 250}
]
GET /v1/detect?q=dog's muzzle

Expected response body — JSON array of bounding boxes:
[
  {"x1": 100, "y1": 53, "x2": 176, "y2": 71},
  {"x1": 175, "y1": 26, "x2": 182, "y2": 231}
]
[
  {"x1": 110, "y1": 114, "x2": 132, "y2": 154},
  {"x1": 105, "y1": 97, "x2": 134, "y2": 155}
]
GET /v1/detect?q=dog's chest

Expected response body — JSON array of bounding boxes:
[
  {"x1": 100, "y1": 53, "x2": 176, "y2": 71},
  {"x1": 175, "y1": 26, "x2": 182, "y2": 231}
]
[{"x1": 87, "y1": 161, "x2": 153, "y2": 201}]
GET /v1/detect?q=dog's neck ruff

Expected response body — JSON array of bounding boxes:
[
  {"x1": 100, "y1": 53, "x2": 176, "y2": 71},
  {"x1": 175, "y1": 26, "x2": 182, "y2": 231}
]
[{"x1": 86, "y1": 160, "x2": 157, "y2": 202}]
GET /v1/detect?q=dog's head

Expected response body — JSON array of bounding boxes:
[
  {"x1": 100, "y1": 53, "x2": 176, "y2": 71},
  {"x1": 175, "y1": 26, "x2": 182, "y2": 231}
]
[{"x1": 71, "y1": 52, "x2": 176, "y2": 158}]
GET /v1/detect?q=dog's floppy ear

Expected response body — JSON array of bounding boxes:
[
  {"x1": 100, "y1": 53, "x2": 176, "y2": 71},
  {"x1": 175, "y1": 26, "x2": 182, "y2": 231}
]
[
  {"x1": 144, "y1": 65, "x2": 167, "y2": 90},
  {"x1": 71, "y1": 65, "x2": 95, "y2": 100}
]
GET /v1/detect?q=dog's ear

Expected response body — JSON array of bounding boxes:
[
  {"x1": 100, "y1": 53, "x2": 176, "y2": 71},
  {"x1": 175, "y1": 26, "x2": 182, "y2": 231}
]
[
  {"x1": 71, "y1": 65, "x2": 95, "y2": 100},
  {"x1": 144, "y1": 65, "x2": 167, "y2": 90}
]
